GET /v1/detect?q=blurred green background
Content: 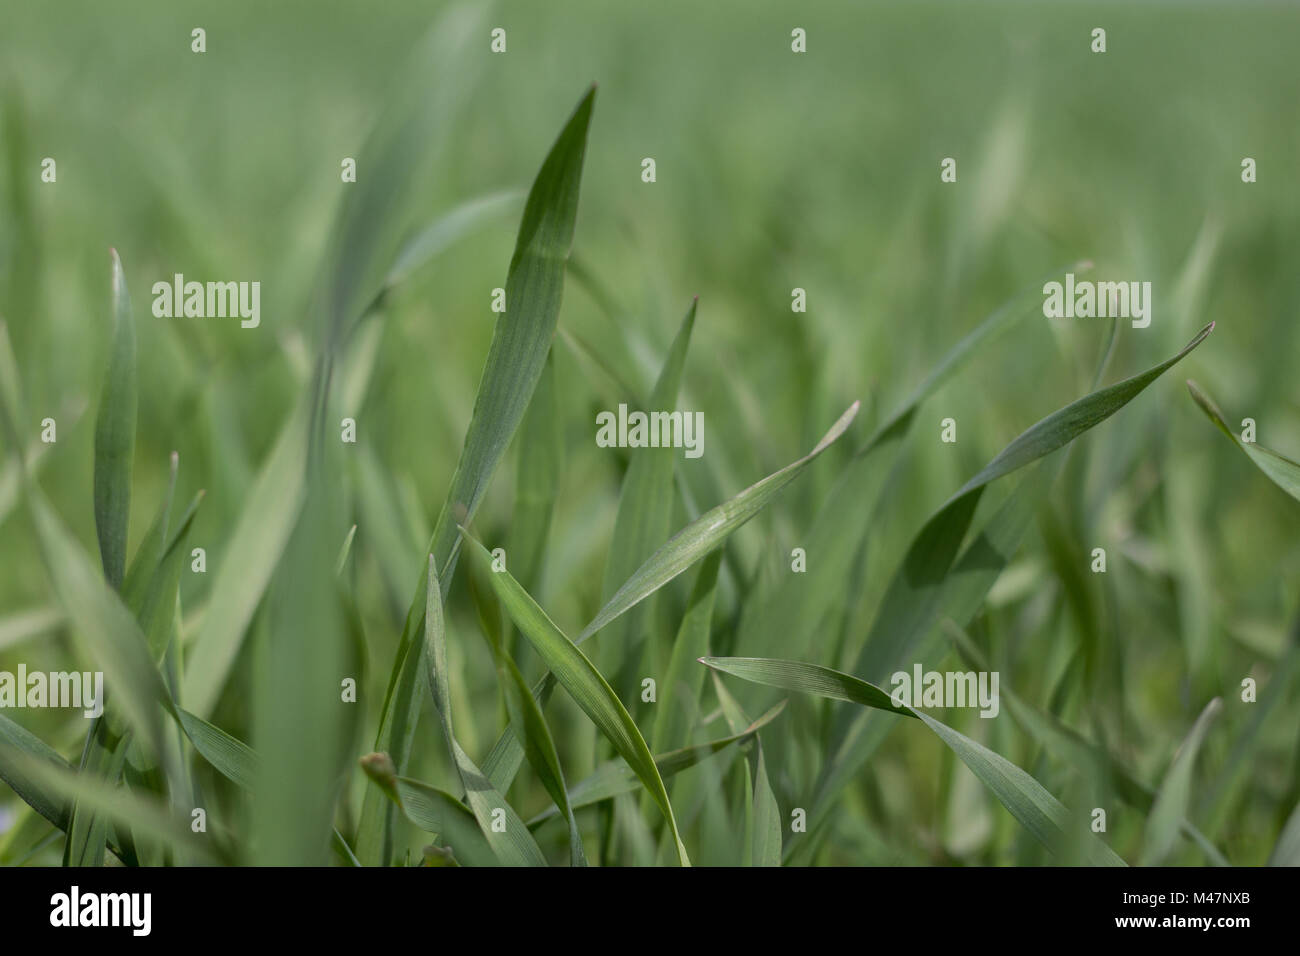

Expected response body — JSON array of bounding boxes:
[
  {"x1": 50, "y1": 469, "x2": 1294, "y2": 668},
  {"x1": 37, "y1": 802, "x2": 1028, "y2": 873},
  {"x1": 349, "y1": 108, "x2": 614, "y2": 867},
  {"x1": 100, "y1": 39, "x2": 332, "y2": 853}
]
[{"x1": 2, "y1": 0, "x2": 1298, "y2": 865}]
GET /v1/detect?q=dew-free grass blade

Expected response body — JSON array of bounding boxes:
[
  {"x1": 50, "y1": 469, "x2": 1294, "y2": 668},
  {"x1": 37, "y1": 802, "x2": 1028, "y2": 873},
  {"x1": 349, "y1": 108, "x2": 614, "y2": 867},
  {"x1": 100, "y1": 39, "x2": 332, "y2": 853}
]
[
  {"x1": 480, "y1": 401, "x2": 857, "y2": 795},
  {"x1": 1269, "y1": 802, "x2": 1300, "y2": 866},
  {"x1": 360, "y1": 753, "x2": 498, "y2": 868},
  {"x1": 527, "y1": 701, "x2": 786, "y2": 825},
  {"x1": 740, "y1": 263, "x2": 1092, "y2": 665},
  {"x1": 807, "y1": 323, "x2": 1215, "y2": 840},
  {"x1": 1187, "y1": 379, "x2": 1300, "y2": 503},
  {"x1": 711, "y1": 673, "x2": 781, "y2": 866},
  {"x1": 581, "y1": 399, "x2": 859, "y2": 643},
  {"x1": 946, "y1": 620, "x2": 1230, "y2": 865},
  {"x1": 359, "y1": 84, "x2": 595, "y2": 865},
  {"x1": 702, "y1": 656, "x2": 1126, "y2": 866},
  {"x1": 383, "y1": 190, "x2": 525, "y2": 293},
  {"x1": 0, "y1": 711, "x2": 73, "y2": 831},
  {"x1": 476, "y1": 582, "x2": 587, "y2": 866},
  {"x1": 1141, "y1": 697, "x2": 1222, "y2": 866},
  {"x1": 423, "y1": 557, "x2": 547, "y2": 866},
  {"x1": 462, "y1": 530, "x2": 691, "y2": 866},
  {"x1": 652, "y1": 550, "x2": 723, "y2": 753},
  {"x1": 0, "y1": 735, "x2": 219, "y2": 863},
  {"x1": 183, "y1": 395, "x2": 310, "y2": 717},
  {"x1": 599, "y1": 298, "x2": 697, "y2": 701},
  {"x1": 92, "y1": 249, "x2": 137, "y2": 591}
]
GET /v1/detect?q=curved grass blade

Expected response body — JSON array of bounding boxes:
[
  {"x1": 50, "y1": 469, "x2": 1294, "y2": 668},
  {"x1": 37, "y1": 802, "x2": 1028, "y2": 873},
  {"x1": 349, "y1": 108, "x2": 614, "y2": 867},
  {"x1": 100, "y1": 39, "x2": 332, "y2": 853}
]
[
  {"x1": 92, "y1": 249, "x2": 137, "y2": 591},
  {"x1": 479, "y1": 401, "x2": 857, "y2": 796},
  {"x1": 182, "y1": 395, "x2": 310, "y2": 717},
  {"x1": 1140, "y1": 697, "x2": 1222, "y2": 866},
  {"x1": 462, "y1": 530, "x2": 691, "y2": 866},
  {"x1": 652, "y1": 550, "x2": 723, "y2": 753},
  {"x1": 702, "y1": 656, "x2": 1127, "y2": 866},
  {"x1": 0, "y1": 712, "x2": 73, "y2": 831},
  {"x1": 360, "y1": 753, "x2": 497, "y2": 868},
  {"x1": 1187, "y1": 379, "x2": 1300, "y2": 503},
  {"x1": 819, "y1": 324, "x2": 1214, "y2": 801},
  {"x1": 599, "y1": 299, "x2": 697, "y2": 700},
  {"x1": 424, "y1": 557, "x2": 547, "y2": 866},
  {"x1": 476, "y1": 588, "x2": 587, "y2": 866},
  {"x1": 712, "y1": 673, "x2": 781, "y2": 866},
  {"x1": 359, "y1": 84, "x2": 596, "y2": 865},
  {"x1": 581, "y1": 399, "x2": 860, "y2": 643},
  {"x1": 740, "y1": 263, "x2": 1093, "y2": 664},
  {"x1": 528, "y1": 701, "x2": 786, "y2": 826},
  {"x1": 946, "y1": 620, "x2": 1229, "y2": 865},
  {"x1": 383, "y1": 190, "x2": 525, "y2": 293},
  {"x1": 0, "y1": 735, "x2": 219, "y2": 863}
]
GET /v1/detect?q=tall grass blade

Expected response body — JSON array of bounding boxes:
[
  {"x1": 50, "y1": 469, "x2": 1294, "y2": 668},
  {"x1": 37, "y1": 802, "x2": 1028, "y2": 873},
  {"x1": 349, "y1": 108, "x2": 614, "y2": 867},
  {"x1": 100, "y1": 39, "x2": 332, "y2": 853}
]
[
  {"x1": 702, "y1": 656, "x2": 1125, "y2": 865},
  {"x1": 92, "y1": 249, "x2": 137, "y2": 591},
  {"x1": 462, "y1": 530, "x2": 691, "y2": 865}
]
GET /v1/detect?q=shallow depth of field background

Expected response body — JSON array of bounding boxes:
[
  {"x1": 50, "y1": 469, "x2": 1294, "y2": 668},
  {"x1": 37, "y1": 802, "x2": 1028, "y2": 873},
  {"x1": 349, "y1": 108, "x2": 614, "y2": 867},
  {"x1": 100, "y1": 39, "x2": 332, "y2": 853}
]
[{"x1": 2, "y1": 0, "x2": 1298, "y2": 864}]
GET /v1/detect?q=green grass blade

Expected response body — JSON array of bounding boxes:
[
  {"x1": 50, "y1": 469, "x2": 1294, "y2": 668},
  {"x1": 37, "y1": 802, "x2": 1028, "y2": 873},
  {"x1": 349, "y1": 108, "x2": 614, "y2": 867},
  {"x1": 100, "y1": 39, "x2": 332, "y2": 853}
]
[
  {"x1": 91, "y1": 248, "x2": 137, "y2": 591},
  {"x1": 359, "y1": 753, "x2": 498, "y2": 867},
  {"x1": 581, "y1": 399, "x2": 860, "y2": 643},
  {"x1": 479, "y1": 401, "x2": 856, "y2": 795},
  {"x1": 947, "y1": 620, "x2": 1230, "y2": 865},
  {"x1": 384, "y1": 190, "x2": 525, "y2": 292},
  {"x1": 703, "y1": 656, "x2": 1126, "y2": 865},
  {"x1": 1141, "y1": 697, "x2": 1222, "y2": 865},
  {"x1": 423, "y1": 557, "x2": 547, "y2": 866},
  {"x1": 712, "y1": 673, "x2": 781, "y2": 866},
  {"x1": 508, "y1": 350, "x2": 561, "y2": 605},
  {"x1": 740, "y1": 264, "x2": 1091, "y2": 665},
  {"x1": 0, "y1": 735, "x2": 218, "y2": 863},
  {"x1": 359, "y1": 84, "x2": 595, "y2": 865},
  {"x1": 598, "y1": 298, "x2": 697, "y2": 699},
  {"x1": 0, "y1": 712, "x2": 73, "y2": 830},
  {"x1": 528, "y1": 701, "x2": 786, "y2": 825},
  {"x1": 462, "y1": 529, "x2": 691, "y2": 865},
  {"x1": 1187, "y1": 379, "x2": 1300, "y2": 503},
  {"x1": 1269, "y1": 802, "x2": 1300, "y2": 866},
  {"x1": 652, "y1": 550, "x2": 723, "y2": 753},
  {"x1": 952, "y1": 323, "x2": 1213, "y2": 504},
  {"x1": 322, "y1": 2, "x2": 487, "y2": 347},
  {"x1": 477, "y1": 587, "x2": 587, "y2": 866},
  {"x1": 182, "y1": 396, "x2": 310, "y2": 717}
]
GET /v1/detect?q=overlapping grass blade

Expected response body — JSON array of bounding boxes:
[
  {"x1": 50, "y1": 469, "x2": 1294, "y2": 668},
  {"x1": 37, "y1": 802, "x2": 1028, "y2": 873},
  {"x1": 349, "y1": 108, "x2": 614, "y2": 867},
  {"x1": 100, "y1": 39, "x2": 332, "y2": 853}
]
[
  {"x1": 359, "y1": 84, "x2": 595, "y2": 864},
  {"x1": 805, "y1": 323, "x2": 1213, "y2": 845},
  {"x1": 91, "y1": 248, "x2": 137, "y2": 591},
  {"x1": 581, "y1": 399, "x2": 860, "y2": 643},
  {"x1": 479, "y1": 400, "x2": 858, "y2": 795},
  {"x1": 712, "y1": 673, "x2": 781, "y2": 866},
  {"x1": 423, "y1": 557, "x2": 547, "y2": 866},
  {"x1": 528, "y1": 701, "x2": 786, "y2": 825},
  {"x1": 182, "y1": 396, "x2": 310, "y2": 717},
  {"x1": 360, "y1": 753, "x2": 497, "y2": 867},
  {"x1": 598, "y1": 298, "x2": 697, "y2": 700},
  {"x1": 946, "y1": 620, "x2": 1229, "y2": 864},
  {"x1": 0, "y1": 735, "x2": 218, "y2": 863},
  {"x1": 1187, "y1": 379, "x2": 1300, "y2": 503},
  {"x1": 476, "y1": 582, "x2": 587, "y2": 865},
  {"x1": 462, "y1": 530, "x2": 691, "y2": 866},
  {"x1": 1141, "y1": 697, "x2": 1222, "y2": 865},
  {"x1": 702, "y1": 656, "x2": 1125, "y2": 865},
  {"x1": 652, "y1": 550, "x2": 723, "y2": 753},
  {"x1": 740, "y1": 263, "x2": 1091, "y2": 664}
]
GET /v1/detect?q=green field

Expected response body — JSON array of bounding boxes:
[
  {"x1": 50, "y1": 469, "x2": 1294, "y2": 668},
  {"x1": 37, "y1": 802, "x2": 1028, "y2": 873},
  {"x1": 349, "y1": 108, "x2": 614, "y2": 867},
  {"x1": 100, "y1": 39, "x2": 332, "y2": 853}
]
[{"x1": 1, "y1": 0, "x2": 1298, "y2": 867}]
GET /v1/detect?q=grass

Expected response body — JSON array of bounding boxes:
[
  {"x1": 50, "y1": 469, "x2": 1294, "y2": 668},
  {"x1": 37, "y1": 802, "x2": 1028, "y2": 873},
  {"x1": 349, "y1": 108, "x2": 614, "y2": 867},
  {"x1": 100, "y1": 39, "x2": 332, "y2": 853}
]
[{"x1": 1, "y1": 0, "x2": 1298, "y2": 867}]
